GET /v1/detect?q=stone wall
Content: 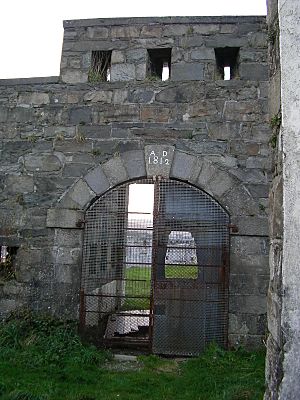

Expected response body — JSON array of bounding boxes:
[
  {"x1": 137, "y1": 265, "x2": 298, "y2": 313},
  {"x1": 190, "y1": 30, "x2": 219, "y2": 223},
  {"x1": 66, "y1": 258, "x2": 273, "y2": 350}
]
[
  {"x1": 0, "y1": 16, "x2": 270, "y2": 348},
  {"x1": 265, "y1": 1, "x2": 300, "y2": 398}
]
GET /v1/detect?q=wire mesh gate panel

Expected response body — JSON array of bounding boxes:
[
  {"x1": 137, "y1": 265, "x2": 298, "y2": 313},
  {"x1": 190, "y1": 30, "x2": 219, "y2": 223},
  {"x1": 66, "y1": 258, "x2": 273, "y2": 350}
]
[{"x1": 80, "y1": 178, "x2": 229, "y2": 356}]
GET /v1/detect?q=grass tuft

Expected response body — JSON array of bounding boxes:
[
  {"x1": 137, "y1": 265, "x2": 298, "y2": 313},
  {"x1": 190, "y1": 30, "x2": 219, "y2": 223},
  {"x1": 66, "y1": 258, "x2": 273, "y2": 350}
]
[{"x1": 0, "y1": 311, "x2": 265, "y2": 400}]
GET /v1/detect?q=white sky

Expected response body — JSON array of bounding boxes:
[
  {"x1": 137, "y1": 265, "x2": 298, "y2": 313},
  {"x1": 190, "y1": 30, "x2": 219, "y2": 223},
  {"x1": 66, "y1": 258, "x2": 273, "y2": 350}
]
[
  {"x1": 0, "y1": 0, "x2": 266, "y2": 79},
  {"x1": 128, "y1": 184, "x2": 154, "y2": 219}
]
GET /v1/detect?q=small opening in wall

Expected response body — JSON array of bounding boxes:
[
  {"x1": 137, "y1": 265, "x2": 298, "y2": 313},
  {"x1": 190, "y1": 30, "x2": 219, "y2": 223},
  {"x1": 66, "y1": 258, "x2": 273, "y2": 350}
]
[
  {"x1": 214, "y1": 47, "x2": 240, "y2": 80},
  {"x1": 224, "y1": 66, "x2": 231, "y2": 81},
  {"x1": 88, "y1": 50, "x2": 112, "y2": 83},
  {"x1": 147, "y1": 48, "x2": 171, "y2": 81},
  {"x1": 0, "y1": 246, "x2": 18, "y2": 281}
]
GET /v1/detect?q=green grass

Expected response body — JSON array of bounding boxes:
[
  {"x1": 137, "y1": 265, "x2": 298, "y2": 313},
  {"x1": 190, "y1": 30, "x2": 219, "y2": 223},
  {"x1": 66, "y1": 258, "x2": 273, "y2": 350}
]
[
  {"x1": 123, "y1": 265, "x2": 198, "y2": 310},
  {"x1": 0, "y1": 311, "x2": 266, "y2": 400},
  {"x1": 124, "y1": 266, "x2": 151, "y2": 310}
]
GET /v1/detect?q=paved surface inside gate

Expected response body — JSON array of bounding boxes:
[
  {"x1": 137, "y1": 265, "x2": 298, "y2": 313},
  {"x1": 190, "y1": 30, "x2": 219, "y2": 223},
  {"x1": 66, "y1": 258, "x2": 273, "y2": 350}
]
[{"x1": 105, "y1": 310, "x2": 150, "y2": 338}]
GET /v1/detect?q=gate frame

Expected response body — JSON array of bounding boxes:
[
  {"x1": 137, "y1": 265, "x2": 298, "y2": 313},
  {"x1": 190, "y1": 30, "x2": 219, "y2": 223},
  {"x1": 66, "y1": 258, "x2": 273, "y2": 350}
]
[{"x1": 46, "y1": 147, "x2": 260, "y2": 346}]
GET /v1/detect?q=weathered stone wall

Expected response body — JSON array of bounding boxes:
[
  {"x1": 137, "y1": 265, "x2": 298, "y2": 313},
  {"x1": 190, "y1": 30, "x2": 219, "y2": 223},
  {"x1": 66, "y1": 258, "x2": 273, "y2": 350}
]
[
  {"x1": 265, "y1": 1, "x2": 300, "y2": 398},
  {"x1": 265, "y1": 0, "x2": 283, "y2": 397},
  {"x1": 0, "y1": 16, "x2": 270, "y2": 348}
]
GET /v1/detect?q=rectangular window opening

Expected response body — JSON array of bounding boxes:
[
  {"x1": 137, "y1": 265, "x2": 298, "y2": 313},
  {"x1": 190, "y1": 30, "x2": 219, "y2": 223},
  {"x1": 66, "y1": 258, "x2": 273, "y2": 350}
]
[
  {"x1": 0, "y1": 246, "x2": 18, "y2": 281},
  {"x1": 88, "y1": 50, "x2": 112, "y2": 83},
  {"x1": 147, "y1": 48, "x2": 171, "y2": 81},
  {"x1": 214, "y1": 47, "x2": 240, "y2": 80}
]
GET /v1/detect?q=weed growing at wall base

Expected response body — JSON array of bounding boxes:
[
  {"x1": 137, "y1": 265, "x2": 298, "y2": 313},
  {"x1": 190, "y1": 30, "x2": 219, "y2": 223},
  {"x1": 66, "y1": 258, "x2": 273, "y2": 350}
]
[{"x1": 0, "y1": 311, "x2": 265, "y2": 400}]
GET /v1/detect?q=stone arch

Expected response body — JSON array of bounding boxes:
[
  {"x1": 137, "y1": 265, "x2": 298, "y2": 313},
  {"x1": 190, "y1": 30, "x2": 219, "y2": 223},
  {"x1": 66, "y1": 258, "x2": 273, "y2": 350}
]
[
  {"x1": 46, "y1": 147, "x2": 259, "y2": 228},
  {"x1": 45, "y1": 146, "x2": 265, "y2": 321}
]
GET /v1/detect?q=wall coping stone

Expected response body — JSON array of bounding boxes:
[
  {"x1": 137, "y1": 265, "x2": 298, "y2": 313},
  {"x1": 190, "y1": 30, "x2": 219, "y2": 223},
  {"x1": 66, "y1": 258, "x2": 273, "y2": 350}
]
[
  {"x1": 0, "y1": 77, "x2": 60, "y2": 86},
  {"x1": 64, "y1": 16, "x2": 266, "y2": 28}
]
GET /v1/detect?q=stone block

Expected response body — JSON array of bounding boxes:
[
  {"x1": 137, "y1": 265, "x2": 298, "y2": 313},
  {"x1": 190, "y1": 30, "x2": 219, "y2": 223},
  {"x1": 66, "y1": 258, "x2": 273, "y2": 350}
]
[
  {"x1": 54, "y1": 139, "x2": 92, "y2": 154},
  {"x1": 44, "y1": 126, "x2": 76, "y2": 138},
  {"x1": 61, "y1": 70, "x2": 88, "y2": 84},
  {"x1": 196, "y1": 162, "x2": 217, "y2": 189},
  {"x1": 126, "y1": 48, "x2": 147, "y2": 63},
  {"x1": 190, "y1": 48, "x2": 215, "y2": 60},
  {"x1": 179, "y1": 36, "x2": 204, "y2": 48},
  {"x1": 231, "y1": 216, "x2": 269, "y2": 236},
  {"x1": 223, "y1": 100, "x2": 260, "y2": 120},
  {"x1": 163, "y1": 24, "x2": 189, "y2": 36},
  {"x1": 111, "y1": 50, "x2": 126, "y2": 64},
  {"x1": 193, "y1": 24, "x2": 219, "y2": 34},
  {"x1": 83, "y1": 91, "x2": 113, "y2": 103},
  {"x1": 112, "y1": 89, "x2": 128, "y2": 104},
  {"x1": 246, "y1": 184, "x2": 269, "y2": 198},
  {"x1": 220, "y1": 24, "x2": 237, "y2": 34},
  {"x1": 23, "y1": 153, "x2": 62, "y2": 172},
  {"x1": 187, "y1": 101, "x2": 218, "y2": 118},
  {"x1": 229, "y1": 333, "x2": 264, "y2": 349},
  {"x1": 111, "y1": 26, "x2": 140, "y2": 38},
  {"x1": 84, "y1": 166, "x2": 110, "y2": 195},
  {"x1": 207, "y1": 121, "x2": 240, "y2": 140},
  {"x1": 248, "y1": 32, "x2": 267, "y2": 48},
  {"x1": 69, "y1": 107, "x2": 93, "y2": 124},
  {"x1": 230, "y1": 273, "x2": 269, "y2": 296},
  {"x1": 170, "y1": 151, "x2": 201, "y2": 182},
  {"x1": 54, "y1": 264, "x2": 73, "y2": 284},
  {"x1": 0, "y1": 299, "x2": 23, "y2": 314},
  {"x1": 229, "y1": 313, "x2": 267, "y2": 336},
  {"x1": 54, "y1": 229, "x2": 83, "y2": 247},
  {"x1": 128, "y1": 89, "x2": 154, "y2": 103},
  {"x1": 62, "y1": 163, "x2": 91, "y2": 178},
  {"x1": 172, "y1": 63, "x2": 204, "y2": 81},
  {"x1": 121, "y1": 150, "x2": 146, "y2": 179},
  {"x1": 156, "y1": 83, "x2": 205, "y2": 103},
  {"x1": 46, "y1": 209, "x2": 85, "y2": 228},
  {"x1": 246, "y1": 156, "x2": 272, "y2": 170},
  {"x1": 135, "y1": 63, "x2": 147, "y2": 80},
  {"x1": 66, "y1": 179, "x2": 96, "y2": 209},
  {"x1": 240, "y1": 63, "x2": 269, "y2": 81},
  {"x1": 0, "y1": 107, "x2": 8, "y2": 122},
  {"x1": 140, "y1": 106, "x2": 170, "y2": 122},
  {"x1": 102, "y1": 156, "x2": 128, "y2": 186},
  {"x1": 206, "y1": 170, "x2": 236, "y2": 197},
  {"x1": 145, "y1": 145, "x2": 175, "y2": 178},
  {"x1": 86, "y1": 26, "x2": 109, "y2": 39},
  {"x1": 141, "y1": 25, "x2": 163, "y2": 37},
  {"x1": 204, "y1": 35, "x2": 247, "y2": 48},
  {"x1": 269, "y1": 70, "x2": 281, "y2": 116},
  {"x1": 5, "y1": 174, "x2": 34, "y2": 194},
  {"x1": 230, "y1": 295, "x2": 267, "y2": 314},
  {"x1": 269, "y1": 175, "x2": 283, "y2": 239},
  {"x1": 52, "y1": 246, "x2": 81, "y2": 266},
  {"x1": 110, "y1": 63, "x2": 136, "y2": 81},
  {"x1": 8, "y1": 107, "x2": 33, "y2": 123},
  {"x1": 224, "y1": 184, "x2": 261, "y2": 216},
  {"x1": 17, "y1": 92, "x2": 50, "y2": 107}
]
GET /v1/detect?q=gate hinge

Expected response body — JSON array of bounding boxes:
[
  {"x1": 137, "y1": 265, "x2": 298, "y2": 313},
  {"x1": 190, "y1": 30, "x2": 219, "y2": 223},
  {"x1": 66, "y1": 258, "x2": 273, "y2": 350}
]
[
  {"x1": 76, "y1": 219, "x2": 85, "y2": 228},
  {"x1": 228, "y1": 224, "x2": 238, "y2": 234}
]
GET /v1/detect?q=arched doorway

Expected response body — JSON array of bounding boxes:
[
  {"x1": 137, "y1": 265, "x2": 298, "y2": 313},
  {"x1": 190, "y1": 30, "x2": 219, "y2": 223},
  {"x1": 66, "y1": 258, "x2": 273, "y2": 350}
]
[{"x1": 80, "y1": 178, "x2": 230, "y2": 356}]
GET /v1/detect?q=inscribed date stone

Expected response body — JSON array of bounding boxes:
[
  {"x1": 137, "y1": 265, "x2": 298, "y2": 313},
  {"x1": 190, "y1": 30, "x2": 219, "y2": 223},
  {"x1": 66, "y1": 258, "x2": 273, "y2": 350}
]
[{"x1": 145, "y1": 145, "x2": 174, "y2": 178}]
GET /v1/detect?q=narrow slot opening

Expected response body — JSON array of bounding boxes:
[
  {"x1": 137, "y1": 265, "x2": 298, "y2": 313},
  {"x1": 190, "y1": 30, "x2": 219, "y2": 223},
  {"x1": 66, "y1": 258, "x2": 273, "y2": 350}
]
[
  {"x1": 224, "y1": 66, "x2": 231, "y2": 81},
  {"x1": 147, "y1": 48, "x2": 172, "y2": 81},
  {"x1": 214, "y1": 47, "x2": 240, "y2": 80},
  {"x1": 88, "y1": 50, "x2": 112, "y2": 83}
]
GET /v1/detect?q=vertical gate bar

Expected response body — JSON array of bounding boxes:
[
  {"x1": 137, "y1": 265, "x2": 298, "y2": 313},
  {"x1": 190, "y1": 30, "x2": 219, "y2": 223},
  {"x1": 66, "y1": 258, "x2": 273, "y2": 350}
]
[
  {"x1": 79, "y1": 288, "x2": 86, "y2": 331},
  {"x1": 222, "y1": 241, "x2": 230, "y2": 348},
  {"x1": 149, "y1": 176, "x2": 160, "y2": 353}
]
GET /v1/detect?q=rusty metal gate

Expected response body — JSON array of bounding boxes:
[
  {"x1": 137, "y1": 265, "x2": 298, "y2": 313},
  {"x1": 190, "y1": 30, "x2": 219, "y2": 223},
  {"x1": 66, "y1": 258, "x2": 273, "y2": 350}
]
[{"x1": 80, "y1": 178, "x2": 229, "y2": 356}]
